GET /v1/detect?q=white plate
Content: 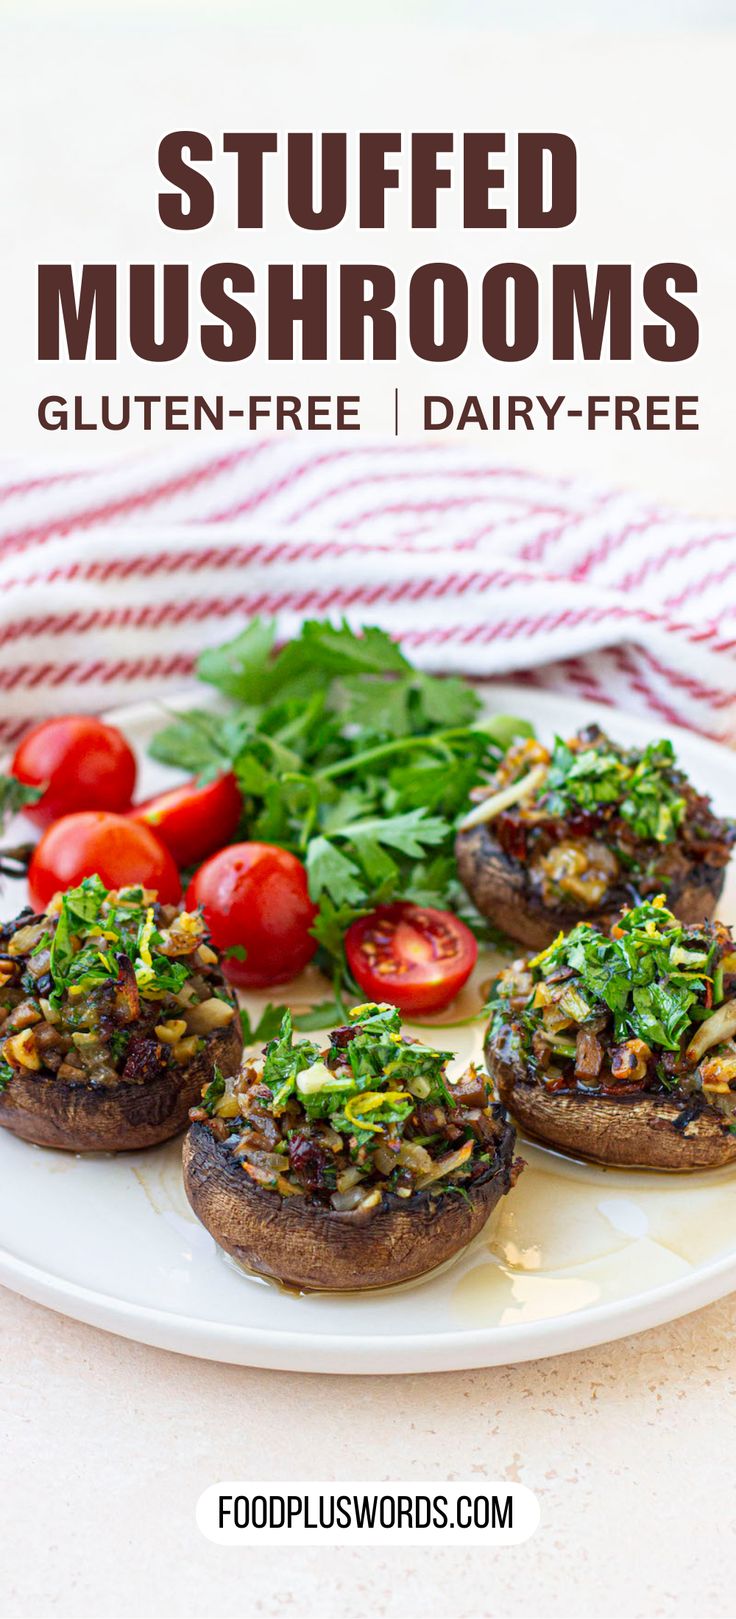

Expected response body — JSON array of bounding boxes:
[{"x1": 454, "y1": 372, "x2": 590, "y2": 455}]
[{"x1": 0, "y1": 685, "x2": 734, "y2": 1373}]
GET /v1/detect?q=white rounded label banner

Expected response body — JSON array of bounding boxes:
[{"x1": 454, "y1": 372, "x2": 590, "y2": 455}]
[{"x1": 197, "y1": 1481, "x2": 540, "y2": 1546}]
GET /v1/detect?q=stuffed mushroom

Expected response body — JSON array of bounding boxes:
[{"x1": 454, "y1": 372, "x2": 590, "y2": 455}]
[
  {"x1": 485, "y1": 896, "x2": 736, "y2": 1170},
  {"x1": 0, "y1": 876, "x2": 242, "y2": 1152},
  {"x1": 184, "y1": 1001, "x2": 520, "y2": 1291},
  {"x1": 456, "y1": 727, "x2": 733, "y2": 952}
]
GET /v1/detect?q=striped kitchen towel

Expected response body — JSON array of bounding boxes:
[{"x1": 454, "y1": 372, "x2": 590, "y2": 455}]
[{"x1": 0, "y1": 438, "x2": 733, "y2": 747}]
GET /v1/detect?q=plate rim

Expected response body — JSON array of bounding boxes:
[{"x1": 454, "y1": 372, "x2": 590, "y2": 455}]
[
  {"x1": 2, "y1": 680, "x2": 735, "y2": 1373},
  {"x1": 2, "y1": 1241, "x2": 734, "y2": 1373}
]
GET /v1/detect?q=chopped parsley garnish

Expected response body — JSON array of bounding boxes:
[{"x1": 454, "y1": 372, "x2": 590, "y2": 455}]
[
  {"x1": 46, "y1": 877, "x2": 196, "y2": 1009},
  {"x1": 258, "y1": 1002, "x2": 455, "y2": 1146},
  {"x1": 494, "y1": 898, "x2": 721, "y2": 1054},
  {"x1": 203, "y1": 1001, "x2": 502, "y2": 1204},
  {"x1": 202, "y1": 1068, "x2": 226, "y2": 1116},
  {"x1": 261, "y1": 1011, "x2": 323, "y2": 1112},
  {"x1": 542, "y1": 737, "x2": 687, "y2": 844}
]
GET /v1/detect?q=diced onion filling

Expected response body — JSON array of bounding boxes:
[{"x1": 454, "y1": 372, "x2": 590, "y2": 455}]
[
  {"x1": 192, "y1": 1002, "x2": 507, "y2": 1215},
  {"x1": 0, "y1": 879, "x2": 234, "y2": 1092}
]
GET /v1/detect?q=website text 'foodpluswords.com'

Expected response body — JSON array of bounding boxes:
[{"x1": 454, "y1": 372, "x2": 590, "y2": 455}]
[{"x1": 197, "y1": 1482, "x2": 540, "y2": 1546}]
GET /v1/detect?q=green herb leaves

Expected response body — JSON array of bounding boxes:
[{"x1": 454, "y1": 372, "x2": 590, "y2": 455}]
[
  {"x1": 305, "y1": 810, "x2": 447, "y2": 914},
  {"x1": 306, "y1": 837, "x2": 366, "y2": 909},
  {"x1": 261, "y1": 1010, "x2": 323, "y2": 1112},
  {"x1": 49, "y1": 872, "x2": 107, "y2": 990},
  {"x1": 0, "y1": 774, "x2": 43, "y2": 827},
  {"x1": 239, "y1": 1000, "x2": 344, "y2": 1046},
  {"x1": 542, "y1": 735, "x2": 686, "y2": 845},
  {"x1": 338, "y1": 808, "x2": 447, "y2": 859},
  {"x1": 202, "y1": 1068, "x2": 226, "y2": 1117},
  {"x1": 255, "y1": 1001, "x2": 454, "y2": 1142},
  {"x1": 521, "y1": 899, "x2": 718, "y2": 1052},
  {"x1": 195, "y1": 617, "x2": 408, "y2": 710},
  {"x1": 45, "y1": 878, "x2": 194, "y2": 1011},
  {"x1": 148, "y1": 617, "x2": 529, "y2": 991},
  {"x1": 620, "y1": 742, "x2": 686, "y2": 843},
  {"x1": 544, "y1": 738, "x2": 628, "y2": 811}
]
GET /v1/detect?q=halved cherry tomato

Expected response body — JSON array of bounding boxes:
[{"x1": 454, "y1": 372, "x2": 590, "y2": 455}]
[
  {"x1": 12, "y1": 716, "x2": 137, "y2": 829},
  {"x1": 186, "y1": 843, "x2": 317, "y2": 988},
  {"x1": 28, "y1": 812, "x2": 181, "y2": 910},
  {"x1": 129, "y1": 773, "x2": 241, "y2": 868},
  {"x1": 345, "y1": 902, "x2": 478, "y2": 1016}
]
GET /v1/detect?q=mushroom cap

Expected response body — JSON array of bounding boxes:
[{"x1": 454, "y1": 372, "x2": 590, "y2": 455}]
[
  {"x1": 456, "y1": 823, "x2": 726, "y2": 953},
  {"x1": 485, "y1": 1028, "x2": 736, "y2": 1171},
  {"x1": 183, "y1": 1114, "x2": 518, "y2": 1291},
  {"x1": 0, "y1": 1017, "x2": 243, "y2": 1153}
]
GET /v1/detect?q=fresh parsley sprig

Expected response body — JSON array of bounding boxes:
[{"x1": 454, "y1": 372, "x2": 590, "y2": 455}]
[{"x1": 150, "y1": 618, "x2": 529, "y2": 992}]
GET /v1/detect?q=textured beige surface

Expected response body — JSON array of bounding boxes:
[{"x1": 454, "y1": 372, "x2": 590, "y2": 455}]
[
  {"x1": 2, "y1": 9, "x2": 736, "y2": 1617},
  {"x1": 1, "y1": 1281, "x2": 734, "y2": 1619}
]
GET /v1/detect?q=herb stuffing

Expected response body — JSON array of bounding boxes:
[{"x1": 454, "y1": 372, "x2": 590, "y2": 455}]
[
  {"x1": 543, "y1": 737, "x2": 687, "y2": 843},
  {"x1": 191, "y1": 1001, "x2": 510, "y2": 1211},
  {"x1": 487, "y1": 896, "x2": 736, "y2": 1119},
  {"x1": 0, "y1": 877, "x2": 237, "y2": 1091},
  {"x1": 464, "y1": 725, "x2": 733, "y2": 912}
]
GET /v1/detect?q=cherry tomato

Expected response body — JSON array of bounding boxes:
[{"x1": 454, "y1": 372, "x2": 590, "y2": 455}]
[
  {"x1": 28, "y1": 812, "x2": 181, "y2": 910},
  {"x1": 345, "y1": 902, "x2": 478, "y2": 1016},
  {"x1": 186, "y1": 843, "x2": 317, "y2": 988},
  {"x1": 12, "y1": 716, "x2": 137, "y2": 829},
  {"x1": 129, "y1": 773, "x2": 242, "y2": 868}
]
